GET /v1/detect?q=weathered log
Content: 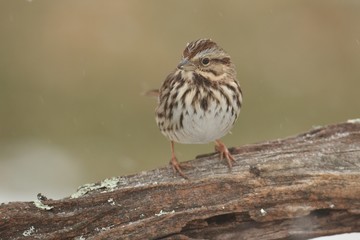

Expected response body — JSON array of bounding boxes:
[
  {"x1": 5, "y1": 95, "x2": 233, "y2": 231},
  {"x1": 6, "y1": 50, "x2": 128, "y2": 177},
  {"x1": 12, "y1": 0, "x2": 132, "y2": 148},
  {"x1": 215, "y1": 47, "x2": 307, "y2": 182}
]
[{"x1": 1, "y1": 120, "x2": 360, "y2": 240}]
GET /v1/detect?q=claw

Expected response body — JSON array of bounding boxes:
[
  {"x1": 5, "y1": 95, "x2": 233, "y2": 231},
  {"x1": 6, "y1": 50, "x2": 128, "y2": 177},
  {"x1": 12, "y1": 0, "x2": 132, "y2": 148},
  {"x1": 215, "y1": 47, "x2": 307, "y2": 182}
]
[
  {"x1": 170, "y1": 141, "x2": 189, "y2": 179},
  {"x1": 215, "y1": 140, "x2": 236, "y2": 169},
  {"x1": 170, "y1": 156, "x2": 189, "y2": 179}
]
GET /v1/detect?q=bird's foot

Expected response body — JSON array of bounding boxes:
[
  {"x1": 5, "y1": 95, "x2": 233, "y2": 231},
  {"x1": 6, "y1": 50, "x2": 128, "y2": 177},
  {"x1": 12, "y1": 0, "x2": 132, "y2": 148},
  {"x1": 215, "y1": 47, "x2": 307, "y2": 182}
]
[
  {"x1": 215, "y1": 140, "x2": 236, "y2": 169},
  {"x1": 170, "y1": 156, "x2": 189, "y2": 179}
]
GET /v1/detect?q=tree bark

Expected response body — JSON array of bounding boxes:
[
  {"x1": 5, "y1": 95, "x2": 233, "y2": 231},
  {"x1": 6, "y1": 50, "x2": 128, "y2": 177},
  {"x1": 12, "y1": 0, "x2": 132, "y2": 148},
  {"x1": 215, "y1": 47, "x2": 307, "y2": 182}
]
[{"x1": 1, "y1": 120, "x2": 360, "y2": 240}]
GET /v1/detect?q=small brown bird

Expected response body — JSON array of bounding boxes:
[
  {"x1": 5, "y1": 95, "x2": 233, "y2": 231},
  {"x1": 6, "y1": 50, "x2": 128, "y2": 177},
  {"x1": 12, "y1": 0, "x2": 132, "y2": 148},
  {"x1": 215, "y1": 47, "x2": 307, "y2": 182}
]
[{"x1": 154, "y1": 39, "x2": 243, "y2": 178}]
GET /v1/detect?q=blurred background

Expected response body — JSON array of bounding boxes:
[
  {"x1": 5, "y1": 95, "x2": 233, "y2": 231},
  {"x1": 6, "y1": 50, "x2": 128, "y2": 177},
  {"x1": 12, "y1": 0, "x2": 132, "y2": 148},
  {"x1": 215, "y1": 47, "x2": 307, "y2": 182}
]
[{"x1": 1, "y1": 0, "x2": 359, "y2": 204}]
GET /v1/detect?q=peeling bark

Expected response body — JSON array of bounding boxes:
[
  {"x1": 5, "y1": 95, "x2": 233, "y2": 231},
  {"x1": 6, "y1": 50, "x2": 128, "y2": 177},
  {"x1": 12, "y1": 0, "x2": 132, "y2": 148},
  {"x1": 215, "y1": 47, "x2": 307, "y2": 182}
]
[{"x1": 1, "y1": 121, "x2": 360, "y2": 240}]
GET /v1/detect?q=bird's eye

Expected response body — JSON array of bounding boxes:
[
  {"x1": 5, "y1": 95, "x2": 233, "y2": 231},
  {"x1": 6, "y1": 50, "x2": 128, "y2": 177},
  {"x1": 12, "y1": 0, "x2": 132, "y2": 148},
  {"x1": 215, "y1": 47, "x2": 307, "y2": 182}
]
[{"x1": 201, "y1": 58, "x2": 210, "y2": 66}]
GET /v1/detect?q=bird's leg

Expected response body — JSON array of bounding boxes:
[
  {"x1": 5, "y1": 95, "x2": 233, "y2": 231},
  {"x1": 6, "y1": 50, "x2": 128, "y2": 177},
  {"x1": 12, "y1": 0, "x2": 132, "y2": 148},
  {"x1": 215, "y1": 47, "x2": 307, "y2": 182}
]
[
  {"x1": 170, "y1": 141, "x2": 188, "y2": 179},
  {"x1": 215, "y1": 140, "x2": 236, "y2": 169}
]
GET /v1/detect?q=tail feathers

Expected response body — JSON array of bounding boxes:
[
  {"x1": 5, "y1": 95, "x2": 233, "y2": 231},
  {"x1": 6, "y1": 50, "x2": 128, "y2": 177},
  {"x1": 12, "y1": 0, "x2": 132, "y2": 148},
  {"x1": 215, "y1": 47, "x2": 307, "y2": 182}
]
[{"x1": 143, "y1": 89, "x2": 160, "y2": 97}]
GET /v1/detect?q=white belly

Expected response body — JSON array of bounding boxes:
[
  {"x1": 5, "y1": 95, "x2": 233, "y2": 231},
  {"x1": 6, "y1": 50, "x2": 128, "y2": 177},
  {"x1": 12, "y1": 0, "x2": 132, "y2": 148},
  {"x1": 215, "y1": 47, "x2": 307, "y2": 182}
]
[
  {"x1": 177, "y1": 106, "x2": 236, "y2": 144},
  {"x1": 164, "y1": 95, "x2": 239, "y2": 144},
  {"x1": 156, "y1": 75, "x2": 242, "y2": 144}
]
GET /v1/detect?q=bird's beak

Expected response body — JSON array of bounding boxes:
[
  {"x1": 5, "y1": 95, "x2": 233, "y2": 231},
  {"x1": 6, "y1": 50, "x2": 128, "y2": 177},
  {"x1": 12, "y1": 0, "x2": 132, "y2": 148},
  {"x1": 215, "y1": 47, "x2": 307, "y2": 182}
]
[{"x1": 177, "y1": 58, "x2": 196, "y2": 71}]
